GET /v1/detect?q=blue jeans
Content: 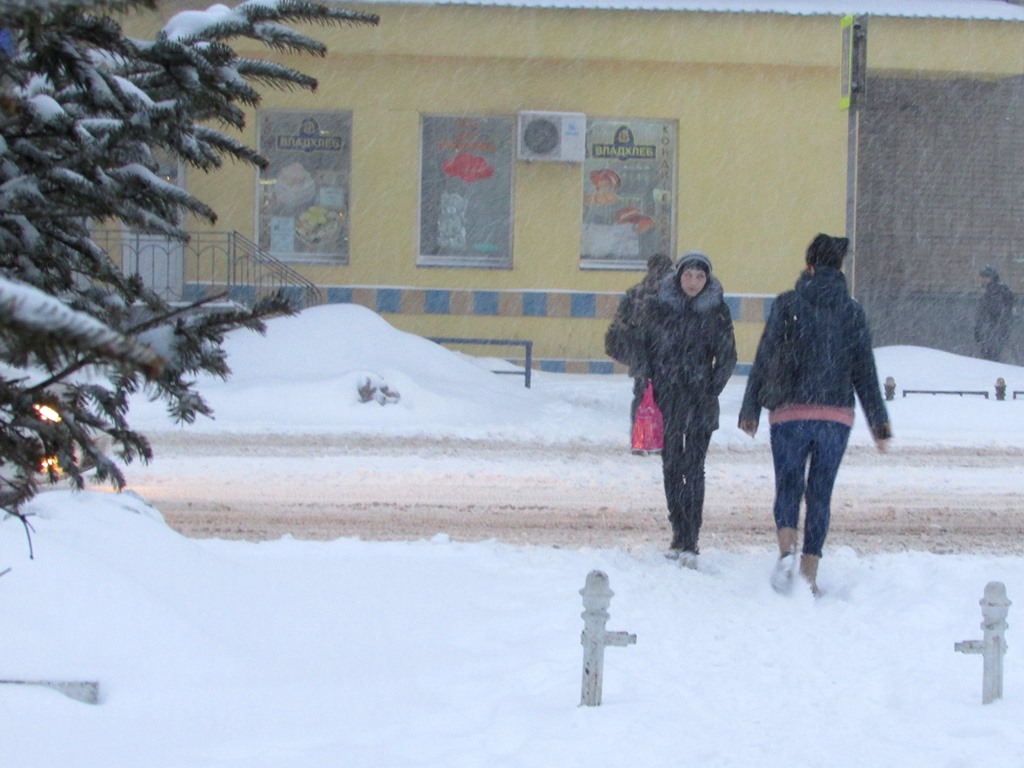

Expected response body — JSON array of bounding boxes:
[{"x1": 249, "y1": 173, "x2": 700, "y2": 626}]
[{"x1": 769, "y1": 420, "x2": 851, "y2": 557}]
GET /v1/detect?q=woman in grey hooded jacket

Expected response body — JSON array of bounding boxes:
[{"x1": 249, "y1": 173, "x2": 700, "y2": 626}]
[{"x1": 639, "y1": 252, "x2": 737, "y2": 567}]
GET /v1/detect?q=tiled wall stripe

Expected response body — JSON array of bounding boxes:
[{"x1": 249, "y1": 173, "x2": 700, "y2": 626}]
[
  {"x1": 321, "y1": 285, "x2": 773, "y2": 323},
  {"x1": 181, "y1": 282, "x2": 762, "y2": 376},
  {"x1": 186, "y1": 282, "x2": 775, "y2": 321},
  {"x1": 474, "y1": 291, "x2": 499, "y2": 316}
]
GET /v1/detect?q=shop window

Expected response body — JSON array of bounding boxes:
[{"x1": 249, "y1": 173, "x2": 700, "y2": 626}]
[
  {"x1": 419, "y1": 115, "x2": 514, "y2": 269},
  {"x1": 257, "y1": 110, "x2": 351, "y2": 264},
  {"x1": 581, "y1": 119, "x2": 677, "y2": 270}
]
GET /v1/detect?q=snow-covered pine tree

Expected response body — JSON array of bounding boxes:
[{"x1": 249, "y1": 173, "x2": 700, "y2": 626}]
[{"x1": 0, "y1": 0, "x2": 378, "y2": 528}]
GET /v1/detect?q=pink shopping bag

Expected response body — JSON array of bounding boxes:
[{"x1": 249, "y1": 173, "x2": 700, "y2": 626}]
[{"x1": 631, "y1": 380, "x2": 664, "y2": 452}]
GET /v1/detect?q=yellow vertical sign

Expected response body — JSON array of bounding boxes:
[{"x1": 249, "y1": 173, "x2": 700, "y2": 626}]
[{"x1": 840, "y1": 15, "x2": 854, "y2": 109}]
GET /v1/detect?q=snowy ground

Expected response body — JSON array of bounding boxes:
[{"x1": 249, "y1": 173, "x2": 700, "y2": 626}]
[
  {"x1": 120, "y1": 305, "x2": 1024, "y2": 554},
  {"x1": 3, "y1": 304, "x2": 1024, "y2": 768}
]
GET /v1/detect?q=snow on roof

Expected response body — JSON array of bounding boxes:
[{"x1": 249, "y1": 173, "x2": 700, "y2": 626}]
[{"x1": 349, "y1": 0, "x2": 1024, "y2": 21}]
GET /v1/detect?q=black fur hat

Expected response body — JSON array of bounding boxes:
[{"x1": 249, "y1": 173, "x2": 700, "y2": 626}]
[{"x1": 806, "y1": 233, "x2": 849, "y2": 269}]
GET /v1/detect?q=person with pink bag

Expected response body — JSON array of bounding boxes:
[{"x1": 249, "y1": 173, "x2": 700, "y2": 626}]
[
  {"x1": 604, "y1": 253, "x2": 674, "y2": 453},
  {"x1": 638, "y1": 252, "x2": 736, "y2": 568},
  {"x1": 630, "y1": 379, "x2": 664, "y2": 455}
]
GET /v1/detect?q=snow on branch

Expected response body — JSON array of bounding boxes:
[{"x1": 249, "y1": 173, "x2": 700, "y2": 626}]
[{"x1": 0, "y1": 277, "x2": 163, "y2": 378}]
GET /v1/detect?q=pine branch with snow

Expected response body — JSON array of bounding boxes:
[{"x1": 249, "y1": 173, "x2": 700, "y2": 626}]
[{"x1": 0, "y1": 0, "x2": 378, "y2": 524}]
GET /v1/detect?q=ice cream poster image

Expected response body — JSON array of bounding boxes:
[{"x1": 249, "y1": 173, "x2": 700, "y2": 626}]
[
  {"x1": 420, "y1": 115, "x2": 513, "y2": 262},
  {"x1": 438, "y1": 152, "x2": 493, "y2": 252}
]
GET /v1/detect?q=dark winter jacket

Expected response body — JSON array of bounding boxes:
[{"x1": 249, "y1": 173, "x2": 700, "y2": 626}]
[
  {"x1": 638, "y1": 270, "x2": 737, "y2": 433},
  {"x1": 739, "y1": 267, "x2": 890, "y2": 436},
  {"x1": 975, "y1": 278, "x2": 1014, "y2": 353},
  {"x1": 605, "y1": 268, "x2": 670, "y2": 377}
]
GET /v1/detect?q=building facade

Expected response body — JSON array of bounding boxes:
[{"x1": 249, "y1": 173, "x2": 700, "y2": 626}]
[{"x1": 125, "y1": 1, "x2": 1024, "y2": 370}]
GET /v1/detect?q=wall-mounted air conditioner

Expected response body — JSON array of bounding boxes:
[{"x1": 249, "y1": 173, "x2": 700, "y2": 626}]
[{"x1": 517, "y1": 111, "x2": 586, "y2": 163}]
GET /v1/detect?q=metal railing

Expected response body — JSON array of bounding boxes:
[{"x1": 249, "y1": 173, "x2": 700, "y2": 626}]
[
  {"x1": 91, "y1": 229, "x2": 323, "y2": 310},
  {"x1": 428, "y1": 337, "x2": 533, "y2": 388}
]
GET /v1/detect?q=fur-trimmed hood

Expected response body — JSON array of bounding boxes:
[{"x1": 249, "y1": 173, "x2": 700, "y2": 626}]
[
  {"x1": 640, "y1": 269, "x2": 737, "y2": 434},
  {"x1": 655, "y1": 271, "x2": 726, "y2": 316}
]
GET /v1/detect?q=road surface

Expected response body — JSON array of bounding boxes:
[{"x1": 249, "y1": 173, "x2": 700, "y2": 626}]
[{"x1": 118, "y1": 432, "x2": 1024, "y2": 555}]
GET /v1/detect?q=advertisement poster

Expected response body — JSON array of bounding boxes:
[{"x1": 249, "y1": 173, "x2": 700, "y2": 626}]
[
  {"x1": 419, "y1": 115, "x2": 513, "y2": 269},
  {"x1": 258, "y1": 111, "x2": 351, "y2": 263},
  {"x1": 581, "y1": 119, "x2": 677, "y2": 270}
]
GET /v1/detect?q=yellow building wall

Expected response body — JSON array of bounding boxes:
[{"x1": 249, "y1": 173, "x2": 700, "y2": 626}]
[{"x1": 127, "y1": 3, "x2": 1024, "y2": 370}]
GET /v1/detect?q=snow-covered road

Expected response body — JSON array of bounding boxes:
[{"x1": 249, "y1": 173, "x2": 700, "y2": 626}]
[{"x1": 119, "y1": 432, "x2": 1024, "y2": 554}]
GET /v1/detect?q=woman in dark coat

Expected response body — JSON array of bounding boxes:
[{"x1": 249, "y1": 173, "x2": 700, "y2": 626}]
[
  {"x1": 639, "y1": 251, "x2": 736, "y2": 568},
  {"x1": 738, "y1": 233, "x2": 892, "y2": 595}
]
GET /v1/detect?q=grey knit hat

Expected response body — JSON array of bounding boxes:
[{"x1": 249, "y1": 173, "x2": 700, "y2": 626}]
[{"x1": 677, "y1": 251, "x2": 712, "y2": 276}]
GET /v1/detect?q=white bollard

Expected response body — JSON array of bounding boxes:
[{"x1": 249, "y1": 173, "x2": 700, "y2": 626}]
[
  {"x1": 579, "y1": 570, "x2": 635, "y2": 706},
  {"x1": 954, "y1": 581, "x2": 1011, "y2": 704}
]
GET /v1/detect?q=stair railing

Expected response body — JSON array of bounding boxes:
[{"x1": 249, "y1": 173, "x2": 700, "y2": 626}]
[{"x1": 92, "y1": 229, "x2": 323, "y2": 310}]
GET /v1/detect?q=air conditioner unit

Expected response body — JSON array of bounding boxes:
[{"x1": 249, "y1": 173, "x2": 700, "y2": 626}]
[{"x1": 517, "y1": 111, "x2": 586, "y2": 163}]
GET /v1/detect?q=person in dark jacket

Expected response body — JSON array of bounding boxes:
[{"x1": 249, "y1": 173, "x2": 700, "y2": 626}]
[
  {"x1": 738, "y1": 233, "x2": 892, "y2": 595},
  {"x1": 639, "y1": 251, "x2": 737, "y2": 568},
  {"x1": 605, "y1": 253, "x2": 674, "y2": 441},
  {"x1": 974, "y1": 265, "x2": 1015, "y2": 362}
]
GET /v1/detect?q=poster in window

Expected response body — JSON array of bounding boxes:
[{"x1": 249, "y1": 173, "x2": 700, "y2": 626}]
[
  {"x1": 581, "y1": 119, "x2": 677, "y2": 270},
  {"x1": 257, "y1": 111, "x2": 351, "y2": 263},
  {"x1": 419, "y1": 115, "x2": 513, "y2": 269}
]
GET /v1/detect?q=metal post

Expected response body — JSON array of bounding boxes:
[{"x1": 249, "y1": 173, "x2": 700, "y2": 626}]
[
  {"x1": 955, "y1": 581, "x2": 1012, "y2": 704},
  {"x1": 524, "y1": 340, "x2": 532, "y2": 389},
  {"x1": 579, "y1": 570, "x2": 635, "y2": 706},
  {"x1": 844, "y1": 15, "x2": 867, "y2": 296}
]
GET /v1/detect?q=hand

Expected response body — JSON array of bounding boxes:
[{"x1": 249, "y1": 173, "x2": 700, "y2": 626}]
[
  {"x1": 871, "y1": 422, "x2": 892, "y2": 453},
  {"x1": 738, "y1": 419, "x2": 758, "y2": 438}
]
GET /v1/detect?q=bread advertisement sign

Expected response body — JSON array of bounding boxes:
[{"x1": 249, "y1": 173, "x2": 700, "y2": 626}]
[
  {"x1": 581, "y1": 119, "x2": 677, "y2": 270},
  {"x1": 258, "y1": 112, "x2": 352, "y2": 263}
]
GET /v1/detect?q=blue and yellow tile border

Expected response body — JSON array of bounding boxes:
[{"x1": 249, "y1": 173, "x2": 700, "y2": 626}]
[
  {"x1": 320, "y1": 285, "x2": 767, "y2": 375},
  {"x1": 324, "y1": 286, "x2": 772, "y2": 323},
  {"x1": 323, "y1": 286, "x2": 642, "y2": 321},
  {"x1": 184, "y1": 282, "x2": 766, "y2": 374}
]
